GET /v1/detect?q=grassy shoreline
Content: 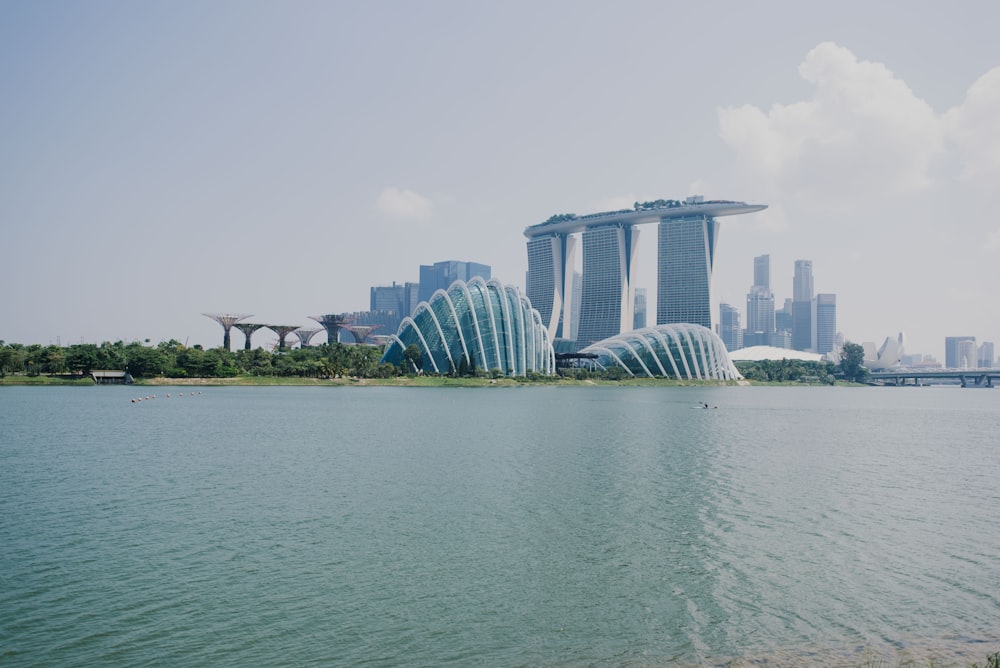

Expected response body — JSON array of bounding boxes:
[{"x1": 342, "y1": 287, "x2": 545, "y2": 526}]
[{"x1": 0, "y1": 374, "x2": 866, "y2": 388}]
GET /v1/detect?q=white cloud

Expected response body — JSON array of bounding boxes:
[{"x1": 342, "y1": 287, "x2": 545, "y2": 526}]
[
  {"x1": 718, "y1": 42, "x2": 944, "y2": 203},
  {"x1": 943, "y1": 67, "x2": 1000, "y2": 181},
  {"x1": 375, "y1": 187, "x2": 433, "y2": 220}
]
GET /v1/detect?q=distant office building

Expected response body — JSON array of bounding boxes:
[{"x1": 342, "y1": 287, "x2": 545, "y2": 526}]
[
  {"x1": 815, "y1": 293, "x2": 837, "y2": 355},
  {"x1": 979, "y1": 341, "x2": 995, "y2": 368},
  {"x1": 775, "y1": 298, "x2": 793, "y2": 334},
  {"x1": 753, "y1": 254, "x2": 771, "y2": 291},
  {"x1": 745, "y1": 288, "x2": 775, "y2": 334},
  {"x1": 945, "y1": 336, "x2": 976, "y2": 369},
  {"x1": 370, "y1": 281, "x2": 420, "y2": 334},
  {"x1": 418, "y1": 260, "x2": 491, "y2": 304},
  {"x1": 744, "y1": 253, "x2": 775, "y2": 350},
  {"x1": 792, "y1": 260, "x2": 814, "y2": 351},
  {"x1": 957, "y1": 339, "x2": 977, "y2": 370},
  {"x1": 577, "y1": 225, "x2": 639, "y2": 345},
  {"x1": 768, "y1": 330, "x2": 792, "y2": 349},
  {"x1": 370, "y1": 281, "x2": 420, "y2": 315},
  {"x1": 633, "y1": 288, "x2": 647, "y2": 330},
  {"x1": 525, "y1": 196, "x2": 767, "y2": 344},
  {"x1": 718, "y1": 303, "x2": 743, "y2": 352}
]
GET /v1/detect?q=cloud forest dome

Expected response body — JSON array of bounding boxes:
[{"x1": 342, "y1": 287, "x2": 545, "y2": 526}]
[
  {"x1": 381, "y1": 277, "x2": 555, "y2": 376},
  {"x1": 579, "y1": 324, "x2": 743, "y2": 380}
]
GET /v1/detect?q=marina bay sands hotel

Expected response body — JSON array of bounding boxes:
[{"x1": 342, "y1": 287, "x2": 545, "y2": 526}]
[{"x1": 524, "y1": 196, "x2": 766, "y2": 346}]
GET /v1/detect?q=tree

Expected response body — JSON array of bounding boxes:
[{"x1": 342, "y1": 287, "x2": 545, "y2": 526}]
[
  {"x1": 403, "y1": 344, "x2": 423, "y2": 373},
  {"x1": 839, "y1": 342, "x2": 867, "y2": 383}
]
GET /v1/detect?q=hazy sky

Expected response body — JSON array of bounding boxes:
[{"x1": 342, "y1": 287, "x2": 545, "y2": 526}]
[{"x1": 2, "y1": 1, "x2": 998, "y2": 359}]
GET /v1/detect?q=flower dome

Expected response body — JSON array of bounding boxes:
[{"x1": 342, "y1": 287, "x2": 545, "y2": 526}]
[
  {"x1": 579, "y1": 324, "x2": 742, "y2": 380},
  {"x1": 381, "y1": 277, "x2": 555, "y2": 376}
]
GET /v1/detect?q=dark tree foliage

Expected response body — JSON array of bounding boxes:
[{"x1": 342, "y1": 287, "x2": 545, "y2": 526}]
[
  {"x1": 0, "y1": 339, "x2": 391, "y2": 380},
  {"x1": 838, "y1": 342, "x2": 868, "y2": 383},
  {"x1": 735, "y1": 359, "x2": 837, "y2": 384}
]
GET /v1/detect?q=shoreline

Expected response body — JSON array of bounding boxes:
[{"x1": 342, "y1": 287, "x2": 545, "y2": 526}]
[{"x1": 0, "y1": 374, "x2": 866, "y2": 388}]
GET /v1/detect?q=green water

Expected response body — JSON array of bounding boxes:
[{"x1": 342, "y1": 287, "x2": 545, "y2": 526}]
[{"x1": 1, "y1": 385, "x2": 998, "y2": 666}]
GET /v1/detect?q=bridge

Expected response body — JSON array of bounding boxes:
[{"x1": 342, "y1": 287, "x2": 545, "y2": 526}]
[{"x1": 869, "y1": 369, "x2": 1000, "y2": 388}]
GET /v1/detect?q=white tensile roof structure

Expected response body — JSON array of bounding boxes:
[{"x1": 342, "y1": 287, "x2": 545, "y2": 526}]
[{"x1": 728, "y1": 346, "x2": 824, "y2": 362}]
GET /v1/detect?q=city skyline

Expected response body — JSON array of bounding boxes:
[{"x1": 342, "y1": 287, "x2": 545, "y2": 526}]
[{"x1": 1, "y1": 2, "x2": 998, "y2": 361}]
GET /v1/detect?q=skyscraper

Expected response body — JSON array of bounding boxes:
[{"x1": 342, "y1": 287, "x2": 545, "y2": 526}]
[
  {"x1": 370, "y1": 281, "x2": 421, "y2": 334},
  {"x1": 753, "y1": 253, "x2": 770, "y2": 291},
  {"x1": 815, "y1": 293, "x2": 837, "y2": 355},
  {"x1": 945, "y1": 336, "x2": 976, "y2": 368},
  {"x1": 718, "y1": 303, "x2": 743, "y2": 352},
  {"x1": 792, "y1": 260, "x2": 814, "y2": 351},
  {"x1": 525, "y1": 234, "x2": 577, "y2": 339},
  {"x1": 745, "y1": 253, "x2": 775, "y2": 347},
  {"x1": 524, "y1": 197, "x2": 766, "y2": 344},
  {"x1": 418, "y1": 260, "x2": 491, "y2": 303},
  {"x1": 576, "y1": 224, "x2": 639, "y2": 345},
  {"x1": 657, "y1": 213, "x2": 717, "y2": 328},
  {"x1": 978, "y1": 342, "x2": 995, "y2": 368}
]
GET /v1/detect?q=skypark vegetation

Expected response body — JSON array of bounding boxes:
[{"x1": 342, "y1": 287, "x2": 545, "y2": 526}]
[{"x1": 633, "y1": 199, "x2": 682, "y2": 210}]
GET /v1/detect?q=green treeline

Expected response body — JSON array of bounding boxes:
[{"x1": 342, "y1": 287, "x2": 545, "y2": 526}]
[
  {"x1": 735, "y1": 359, "x2": 838, "y2": 384},
  {"x1": 0, "y1": 339, "x2": 871, "y2": 383},
  {"x1": 0, "y1": 340, "x2": 394, "y2": 379}
]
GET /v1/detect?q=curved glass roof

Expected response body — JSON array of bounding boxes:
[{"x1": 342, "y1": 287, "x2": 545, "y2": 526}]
[
  {"x1": 381, "y1": 277, "x2": 555, "y2": 376},
  {"x1": 579, "y1": 324, "x2": 743, "y2": 380}
]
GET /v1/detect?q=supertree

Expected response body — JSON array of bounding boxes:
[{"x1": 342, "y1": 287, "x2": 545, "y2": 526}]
[
  {"x1": 233, "y1": 322, "x2": 265, "y2": 350},
  {"x1": 343, "y1": 324, "x2": 381, "y2": 345},
  {"x1": 265, "y1": 325, "x2": 300, "y2": 351},
  {"x1": 203, "y1": 313, "x2": 252, "y2": 351},
  {"x1": 292, "y1": 328, "x2": 323, "y2": 348},
  {"x1": 310, "y1": 314, "x2": 354, "y2": 345}
]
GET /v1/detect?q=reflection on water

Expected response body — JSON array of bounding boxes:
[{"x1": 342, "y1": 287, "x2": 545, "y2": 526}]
[{"x1": 1, "y1": 385, "x2": 998, "y2": 666}]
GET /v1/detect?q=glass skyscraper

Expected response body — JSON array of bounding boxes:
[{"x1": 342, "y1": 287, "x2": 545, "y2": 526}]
[
  {"x1": 718, "y1": 303, "x2": 743, "y2": 352},
  {"x1": 524, "y1": 197, "x2": 766, "y2": 346},
  {"x1": 792, "y1": 259, "x2": 814, "y2": 351},
  {"x1": 745, "y1": 254, "x2": 775, "y2": 345},
  {"x1": 418, "y1": 260, "x2": 491, "y2": 304},
  {"x1": 577, "y1": 225, "x2": 639, "y2": 345},
  {"x1": 815, "y1": 293, "x2": 837, "y2": 355},
  {"x1": 525, "y1": 234, "x2": 577, "y2": 340},
  {"x1": 656, "y1": 215, "x2": 717, "y2": 329}
]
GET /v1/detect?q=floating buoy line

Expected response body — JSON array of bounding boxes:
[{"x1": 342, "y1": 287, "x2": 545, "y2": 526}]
[{"x1": 131, "y1": 391, "x2": 202, "y2": 404}]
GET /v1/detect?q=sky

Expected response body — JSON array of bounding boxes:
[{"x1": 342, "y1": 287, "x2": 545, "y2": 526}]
[{"x1": 2, "y1": 1, "x2": 998, "y2": 360}]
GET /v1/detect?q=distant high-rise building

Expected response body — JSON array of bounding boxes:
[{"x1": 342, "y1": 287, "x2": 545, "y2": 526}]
[
  {"x1": 526, "y1": 235, "x2": 577, "y2": 340},
  {"x1": 792, "y1": 260, "x2": 814, "y2": 351},
  {"x1": 945, "y1": 336, "x2": 976, "y2": 368},
  {"x1": 633, "y1": 287, "x2": 647, "y2": 330},
  {"x1": 957, "y1": 339, "x2": 977, "y2": 370},
  {"x1": 718, "y1": 303, "x2": 743, "y2": 352},
  {"x1": 979, "y1": 342, "x2": 995, "y2": 368},
  {"x1": 768, "y1": 330, "x2": 792, "y2": 349},
  {"x1": 370, "y1": 281, "x2": 421, "y2": 333},
  {"x1": 418, "y1": 260, "x2": 491, "y2": 304},
  {"x1": 753, "y1": 254, "x2": 770, "y2": 291},
  {"x1": 775, "y1": 298, "x2": 793, "y2": 333},
  {"x1": 577, "y1": 225, "x2": 639, "y2": 345},
  {"x1": 745, "y1": 288, "x2": 775, "y2": 335},
  {"x1": 815, "y1": 293, "x2": 837, "y2": 355}
]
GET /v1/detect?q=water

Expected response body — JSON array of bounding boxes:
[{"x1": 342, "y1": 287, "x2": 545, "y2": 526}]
[{"x1": 1, "y1": 385, "x2": 998, "y2": 666}]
